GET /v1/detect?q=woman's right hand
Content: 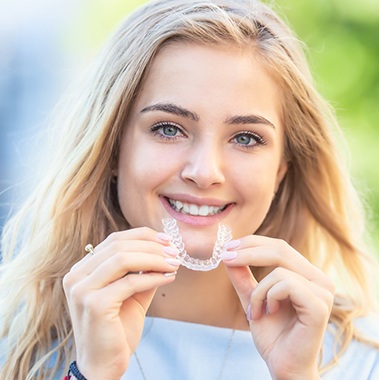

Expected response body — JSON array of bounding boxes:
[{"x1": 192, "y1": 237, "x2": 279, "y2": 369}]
[{"x1": 63, "y1": 227, "x2": 180, "y2": 380}]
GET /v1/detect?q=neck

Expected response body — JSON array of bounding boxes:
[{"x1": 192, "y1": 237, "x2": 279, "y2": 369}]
[{"x1": 147, "y1": 264, "x2": 249, "y2": 330}]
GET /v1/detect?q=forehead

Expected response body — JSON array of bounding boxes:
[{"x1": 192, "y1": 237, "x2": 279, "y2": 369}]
[{"x1": 133, "y1": 42, "x2": 283, "y2": 127}]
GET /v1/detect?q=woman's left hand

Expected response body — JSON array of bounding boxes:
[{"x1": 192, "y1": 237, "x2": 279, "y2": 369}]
[{"x1": 222, "y1": 235, "x2": 335, "y2": 380}]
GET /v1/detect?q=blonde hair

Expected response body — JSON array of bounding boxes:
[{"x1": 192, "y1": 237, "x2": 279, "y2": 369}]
[{"x1": 1, "y1": 0, "x2": 378, "y2": 378}]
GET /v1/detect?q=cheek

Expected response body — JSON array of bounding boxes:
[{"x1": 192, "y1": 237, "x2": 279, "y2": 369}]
[
  {"x1": 117, "y1": 141, "x2": 179, "y2": 203},
  {"x1": 236, "y1": 175, "x2": 274, "y2": 216},
  {"x1": 118, "y1": 137, "x2": 159, "y2": 182},
  {"x1": 231, "y1": 157, "x2": 278, "y2": 197},
  {"x1": 116, "y1": 141, "x2": 148, "y2": 219},
  {"x1": 120, "y1": 134, "x2": 182, "y2": 175},
  {"x1": 229, "y1": 159, "x2": 280, "y2": 233}
]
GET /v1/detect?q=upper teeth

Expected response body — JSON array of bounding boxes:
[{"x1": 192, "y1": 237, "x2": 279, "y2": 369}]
[{"x1": 168, "y1": 199, "x2": 226, "y2": 216}]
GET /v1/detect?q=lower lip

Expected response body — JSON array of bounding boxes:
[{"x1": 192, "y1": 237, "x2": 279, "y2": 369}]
[{"x1": 160, "y1": 197, "x2": 233, "y2": 226}]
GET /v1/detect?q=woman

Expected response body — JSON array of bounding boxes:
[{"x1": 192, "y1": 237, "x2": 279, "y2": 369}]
[{"x1": 1, "y1": 0, "x2": 378, "y2": 379}]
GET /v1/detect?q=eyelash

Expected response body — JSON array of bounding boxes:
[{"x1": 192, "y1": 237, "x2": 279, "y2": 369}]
[
  {"x1": 149, "y1": 122, "x2": 267, "y2": 149},
  {"x1": 150, "y1": 122, "x2": 185, "y2": 141},
  {"x1": 231, "y1": 131, "x2": 267, "y2": 149}
]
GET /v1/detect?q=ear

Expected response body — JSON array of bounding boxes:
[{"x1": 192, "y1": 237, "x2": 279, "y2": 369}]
[
  {"x1": 111, "y1": 159, "x2": 118, "y2": 178},
  {"x1": 274, "y1": 159, "x2": 288, "y2": 193},
  {"x1": 110, "y1": 165, "x2": 118, "y2": 184}
]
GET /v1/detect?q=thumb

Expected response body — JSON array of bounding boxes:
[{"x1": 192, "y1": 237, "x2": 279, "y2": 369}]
[
  {"x1": 133, "y1": 288, "x2": 158, "y2": 315},
  {"x1": 223, "y1": 264, "x2": 257, "y2": 313}
]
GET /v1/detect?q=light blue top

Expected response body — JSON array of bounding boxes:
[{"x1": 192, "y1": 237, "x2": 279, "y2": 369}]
[
  {"x1": 123, "y1": 316, "x2": 379, "y2": 380},
  {"x1": 1, "y1": 316, "x2": 379, "y2": 379}
]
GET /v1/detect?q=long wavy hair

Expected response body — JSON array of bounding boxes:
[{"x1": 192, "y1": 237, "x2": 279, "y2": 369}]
[{"x1": 1, "y1": 0, "x2": 378, "y2": 378}]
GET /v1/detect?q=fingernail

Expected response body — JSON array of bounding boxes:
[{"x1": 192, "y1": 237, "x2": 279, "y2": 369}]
[
  {"x1": 163, "y1": 245, "x2": 179, "y2": 256},
  {"x1": 157, "y1": 232, "x2": 172, "y2": 242},
  {"x1": 224, "y1": 240, "x2": 241, "y2": 250},
  {"x1": 246, "y1": 304, "x2": 252, "y2": 321},
  {"x1": 164, "y1": 258, "x2": 181, "y2": 267},
  {"x1": 164, "y1": 271, "x2": 177, "y2": 277},
  {"x1": 221, "y1": 251, "x2": 238, "y2": 261}
]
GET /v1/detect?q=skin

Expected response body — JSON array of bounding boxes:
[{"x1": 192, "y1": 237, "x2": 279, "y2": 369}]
[{"x1": 63, "y1": 43, "x2": 335, "y2": 380}]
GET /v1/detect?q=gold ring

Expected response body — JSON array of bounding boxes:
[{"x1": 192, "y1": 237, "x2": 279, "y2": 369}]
[{"x1": 85, "y1": 244, "x2": 95, "y2": 255}]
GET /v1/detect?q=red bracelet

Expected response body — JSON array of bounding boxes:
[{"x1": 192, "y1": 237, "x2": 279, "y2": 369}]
[{"x1": 63, "y1": 377, "x2": 71, "y2": 380}]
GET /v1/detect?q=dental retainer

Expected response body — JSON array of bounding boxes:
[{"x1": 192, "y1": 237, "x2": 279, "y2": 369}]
[{"x1": 162, "y1": 218, "x2": 232, "y2": 271}]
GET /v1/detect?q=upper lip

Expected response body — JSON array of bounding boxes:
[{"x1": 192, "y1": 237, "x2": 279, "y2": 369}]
[{"x1": 162, "y1": 194, "x2": 232, "y2": 207}]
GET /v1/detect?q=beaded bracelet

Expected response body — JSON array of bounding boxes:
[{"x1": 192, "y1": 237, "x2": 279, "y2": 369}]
[{"x1": 63, "y1": 361, "x2": 88, "y2": 380}]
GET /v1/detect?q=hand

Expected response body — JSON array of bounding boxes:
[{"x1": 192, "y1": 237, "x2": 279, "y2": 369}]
[
  {"x1": 63, "y1": 227, "x2": 180, "y2": 380},
  {"x1": 222, "y1": 235, "x2": 335, "y2": 380}
]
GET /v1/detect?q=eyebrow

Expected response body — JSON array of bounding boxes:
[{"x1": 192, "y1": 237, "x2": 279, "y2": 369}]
[
  {"x1": 140, "y1": 102, "x2": 275, "y2": 129},
  {"x1": 224, "y1": 114, "x2": 276, "y2": 129},
  {"x1": 141, "y1": 102, "x2": 200, "y2": 121}
]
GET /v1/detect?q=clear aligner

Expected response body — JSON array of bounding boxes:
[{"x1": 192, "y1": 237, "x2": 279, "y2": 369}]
[{"x1": 162, "y1": 218, "x2": 232, "y2": 271}]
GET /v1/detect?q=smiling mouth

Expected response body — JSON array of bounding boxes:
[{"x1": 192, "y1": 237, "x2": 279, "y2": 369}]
[{"x1": 166, "y1": 197, "x2": 228, "y2": 216}]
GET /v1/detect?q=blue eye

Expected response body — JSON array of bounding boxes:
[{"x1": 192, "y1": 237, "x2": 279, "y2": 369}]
[
  {"x1": 236, "y1": 134, "x2": 253, "y2": 145},
  {"x1": 232, "y1": 131, "x2": 266, "y2": 148},
  {"x1": 150, "y1": 122, "x2": 185, "y2": 141},
  {"x1": 161, "y1": 124, "x2": 179, "y2": 136}
]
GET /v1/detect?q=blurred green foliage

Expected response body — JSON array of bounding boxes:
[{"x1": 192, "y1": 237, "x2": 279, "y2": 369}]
[
  {"x1": 72, "y1": 0, "x2": 379, "y2": 254},
  {"x1": 273, "y1": 0, "x2": 379, "y2": 254}
]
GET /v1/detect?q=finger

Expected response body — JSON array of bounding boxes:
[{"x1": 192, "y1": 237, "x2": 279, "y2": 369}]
[
  {"x1": 88, "y1": 253, "x2": 181, "y2": 288},
  {"x1": 64, "y1": 250, "x2": 180, "y2": 291},
  {"x1": 74, "y1": 227, "x2": 172, "y2": 272},
  {"x1": 223, "y1": 264, "x2": 258, "y2": 313},
  {"x1": 267, "y1": 281, "x2": 331, "y2": 327},
  {"x1": 97, "y1": 227, "x2": 172, "y2": 251},
  {"x1": 72, "y1": 234, "x2": 178, "y2": 275},
  {"x1": 65, "y1": 270, "x2": 177, "y2": 318},
  {"x1": 250, "y1": 267, "x2": 333, "y2": 323},
  {"x1": 223, "y1": 236, "x2": 333, "y2": 290},
  {"x1": 96, "y1": 238, "x2": 173, "y2": 261},
  {"x1": 87, "y1": 241, "x2": 176, "y2": 272},
  {"x1": 85, "y1": 272, "x2": 177, "y2": 316}
]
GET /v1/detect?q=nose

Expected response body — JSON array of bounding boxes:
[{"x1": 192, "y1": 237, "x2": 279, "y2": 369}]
[{"x1": 180, "y1": 140, "x2": 225, "y2": 188}]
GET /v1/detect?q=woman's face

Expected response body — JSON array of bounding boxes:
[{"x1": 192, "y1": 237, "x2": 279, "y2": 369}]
[{"x1": 117, "y1": 43, "x2": 287, "y2": 258}]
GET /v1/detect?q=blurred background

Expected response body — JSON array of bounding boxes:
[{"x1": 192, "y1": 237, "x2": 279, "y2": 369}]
[{"x1": 0, "y1": 0, "x2": 378, "y2": 254}]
